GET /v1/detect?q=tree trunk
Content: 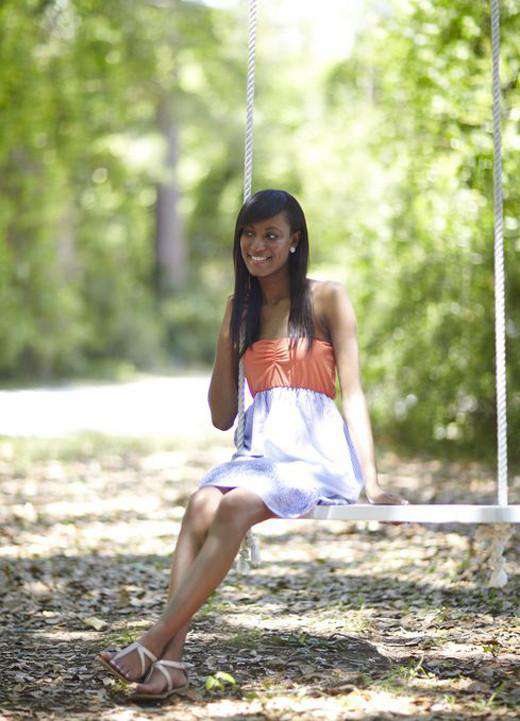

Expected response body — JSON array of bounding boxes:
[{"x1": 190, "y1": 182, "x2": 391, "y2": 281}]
[
  {"x1": 56, "y1": 198, "x2": 77, "y2": 278},
  {"x1": 155, "y1": 93, "x2": 187, "y2": 296}
]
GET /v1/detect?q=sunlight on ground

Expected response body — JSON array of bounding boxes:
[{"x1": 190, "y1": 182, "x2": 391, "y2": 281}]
[{"x1": 1, "y1": 434, "x2": 518, "y2": 718}]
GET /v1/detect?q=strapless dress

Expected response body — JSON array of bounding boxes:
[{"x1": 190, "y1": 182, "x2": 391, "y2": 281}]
[{"x1": 197, "y1": 337, "x2": 364, "y2": 519}]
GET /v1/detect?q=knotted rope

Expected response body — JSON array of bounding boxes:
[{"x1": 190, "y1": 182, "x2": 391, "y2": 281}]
[{"x1": 235, "y1": 0, "x2": 260, "y2": 575}]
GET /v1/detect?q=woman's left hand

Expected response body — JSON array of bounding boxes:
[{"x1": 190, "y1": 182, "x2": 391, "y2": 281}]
[{"x1": 365, "y1": 486, "x2": 409, "y2": 526}]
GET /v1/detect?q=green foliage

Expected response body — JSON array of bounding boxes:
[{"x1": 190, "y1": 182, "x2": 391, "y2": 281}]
[
  {"x1": 320, "y1": 0, "x2": 519, "y2": 459},
  {"x1": 0, "y1": 0, "x2": 517, "y2": 460},
  {"x1": 0, "y1": 0, "x2": 236, "y2": 378},
  {"x1": 205, "y1": 670, "x2": 237, "y2": 692}
]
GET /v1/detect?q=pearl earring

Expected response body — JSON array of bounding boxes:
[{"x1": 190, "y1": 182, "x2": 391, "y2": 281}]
[{"x1": 290, "y1": 247, "x2": 296, "y2": 253}]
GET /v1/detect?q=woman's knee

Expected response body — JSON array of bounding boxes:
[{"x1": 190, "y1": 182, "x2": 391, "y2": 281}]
[
  {"x1": 210, "y1": 488, "x2": 272, "y2": 533},
  {"x1": 183, "y1": 487, "x2": 223, "y2": 541}
]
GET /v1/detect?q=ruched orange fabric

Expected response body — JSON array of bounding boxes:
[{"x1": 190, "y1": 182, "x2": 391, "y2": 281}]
[{"x1": 243, "y1": 337, "x2": 337, "y2": 400}]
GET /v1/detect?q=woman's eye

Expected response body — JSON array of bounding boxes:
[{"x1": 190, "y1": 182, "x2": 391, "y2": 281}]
[{"x1": 244, "y1": 231, "x2": 277, "y2": 240}]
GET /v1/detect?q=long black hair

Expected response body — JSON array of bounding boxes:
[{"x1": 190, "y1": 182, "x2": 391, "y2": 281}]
[{"x1": 229, "y1": 189, "x2": 317, "y2": 362}]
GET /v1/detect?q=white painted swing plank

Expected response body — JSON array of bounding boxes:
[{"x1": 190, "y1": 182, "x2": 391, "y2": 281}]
[{"x1": 303, "y1": 504, "x2": 520, "y2": 523}]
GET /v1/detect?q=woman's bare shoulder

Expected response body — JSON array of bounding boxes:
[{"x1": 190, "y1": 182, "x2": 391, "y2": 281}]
[
  {"x1": 307, "y1": 278, "x2": 344, "y2": 340},
  {"x1": 308, "y1": 277, "x2": 347, "y2": 307},
  {"x1": 308, "y1": 277, "x2": 337, "y2": 293}
]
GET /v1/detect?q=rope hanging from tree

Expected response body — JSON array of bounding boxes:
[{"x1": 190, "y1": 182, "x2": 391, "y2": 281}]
[{"x1": 235, "y1": 0, "x2": 260, "y2": 575}]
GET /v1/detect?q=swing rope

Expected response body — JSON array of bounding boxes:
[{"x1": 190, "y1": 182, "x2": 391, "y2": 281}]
[
  {"x1": 490, "y1": 0, "x2": 508, "y2": 508},
  {"x1": 233, "y1": 0, "x2": 514, "y2": 579},
  {"x1": 473, "y1": 0, "x2": 510, "y2": 588},
  {"x1": 235, "y1": 0, "x2": 260, "y2": 574}
]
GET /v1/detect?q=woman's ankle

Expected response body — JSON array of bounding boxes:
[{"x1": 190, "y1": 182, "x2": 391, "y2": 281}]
[
  {"x1": 162, "y1": 640, "x2": 185, "y2": 661},
  {"x1": 138, "y1": 625, "x2": 169, "y2": 659}
]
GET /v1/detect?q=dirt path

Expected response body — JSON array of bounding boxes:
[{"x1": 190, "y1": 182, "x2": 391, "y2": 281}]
[
  {"x1": 0, "y1": 434, "x2": 518, "y2": 720},
  {"x1": 0, "y1": 373, "x2": 236, "y2": 440}
]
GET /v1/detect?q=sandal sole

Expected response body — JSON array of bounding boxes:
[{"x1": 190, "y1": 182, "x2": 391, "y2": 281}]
[{"x1": 131, "y1": 681, "x2": 190, "y2": 701}]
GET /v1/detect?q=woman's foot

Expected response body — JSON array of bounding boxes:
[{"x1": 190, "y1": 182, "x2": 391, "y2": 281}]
[
  {"x1": 98, "y1": 634, "x2": 162, "y2": 683},
  {"x1": 131, "y1": 659, "x2": 189, "y2": 697}
]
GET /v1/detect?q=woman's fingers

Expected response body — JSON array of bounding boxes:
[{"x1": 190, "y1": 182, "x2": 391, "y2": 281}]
[{"x1": 366, "y1": 492, "x2": 410, "y2": 526}]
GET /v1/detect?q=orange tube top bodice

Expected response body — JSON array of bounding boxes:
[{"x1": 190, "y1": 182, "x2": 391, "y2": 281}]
[{"x1": 243, "y1": 337, "x2": 337, "y2": 400}]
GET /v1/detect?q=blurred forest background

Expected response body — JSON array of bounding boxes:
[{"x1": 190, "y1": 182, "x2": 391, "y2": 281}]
[{"x1": 0, "y1": 0, "x2": 518, "y2": 462}]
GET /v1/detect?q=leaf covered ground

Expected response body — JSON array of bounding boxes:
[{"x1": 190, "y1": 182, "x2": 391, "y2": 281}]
[{"x1": 0, "y1": 433, "x2": 518, "y2": 721}]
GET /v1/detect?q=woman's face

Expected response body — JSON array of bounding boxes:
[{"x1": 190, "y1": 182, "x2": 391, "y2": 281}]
[{"x1": 240, "y1": 212, "x2": 300, "y2": 276}]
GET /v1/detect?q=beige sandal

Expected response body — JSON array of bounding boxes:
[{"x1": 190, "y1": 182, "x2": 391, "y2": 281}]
[
  {"x1": 130, "y1": 659, "x2": 190, "y2": 700},
  {"x1": 97, "y1": 641, "x2": 158, "y2": 685}
]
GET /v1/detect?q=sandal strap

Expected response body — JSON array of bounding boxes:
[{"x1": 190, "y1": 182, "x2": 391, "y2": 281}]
[
  {"x1": 155, "y1": 659, "x2": 187, "y2": 671},
  {"x1": 141, "y1": 662, "x2": 156, "y2": 685},
  {"x1": 112, "y1": 640, "x2": 138, "y2": 663},
  {"x1": 154, "y1": 660, "x2": 188, "y2": 693},
  {"x1": 154, "y1": 661, "x2": 174, "y2": 692},
  {"x1": 135, "y1": 642, "x2": 158, "y2": 677},
  {"x1": 112, "y1": 641, "x2": 158, "y2": 678},
  {"x1": 135, "y1": 641, "x2": 158, "y2": 664}
]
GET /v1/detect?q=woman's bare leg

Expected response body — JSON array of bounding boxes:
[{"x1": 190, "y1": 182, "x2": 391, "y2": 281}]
[
  {"x1": 100, "y1": 486, "x2": 227, "y2": 682},
  {"x1": 106, "y1": 487, "x2": 276, "y2": 681},
  {"x1": 163, "y1": 488, "x2": 227, "y2": 648},
  {"x1": 132, "y1": 486, "x2": 228, "y2": 692}
]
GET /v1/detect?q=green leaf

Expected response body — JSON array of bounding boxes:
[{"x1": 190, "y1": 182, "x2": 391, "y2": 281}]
[
  {"x1": 205, "y1": 675, "x2": 224, "y2": 691},
  {"x1": 215, "y1": 671, "x2": 237, "y2": 686}
]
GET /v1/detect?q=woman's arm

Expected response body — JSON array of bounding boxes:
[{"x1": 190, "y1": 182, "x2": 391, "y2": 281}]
[
  {"x1": 207, "y1": 295, "x2": 239, "y2": 431},
  {"x1": 322, "y1": 281, "x2": 407, "y2": 505}
]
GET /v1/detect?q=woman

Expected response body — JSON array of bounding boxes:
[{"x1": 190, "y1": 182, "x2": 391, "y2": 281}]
[{"x1": 98, "y1": 189, "x2": 408, "y2": 700}]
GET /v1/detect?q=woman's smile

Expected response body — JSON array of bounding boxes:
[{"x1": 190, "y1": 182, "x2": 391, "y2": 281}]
[{"x1": 248, "y1": 253, "x2": 273, "y2": 265}]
